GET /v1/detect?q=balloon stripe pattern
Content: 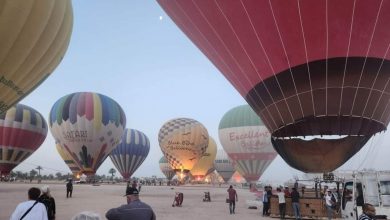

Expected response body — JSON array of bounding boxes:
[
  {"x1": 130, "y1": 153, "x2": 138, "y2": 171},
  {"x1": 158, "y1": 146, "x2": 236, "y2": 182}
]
[
  {"x1": 159, "y1": 156, "x2": 175, "y2": 181},
  {"x1": 109, "y1": 129, "x2": 150, "y2": 180},
  {"x1": 0, "y1": 0, "x2": 73, "y2": 114},
  {"x1": 158, "y1": 118, "x2": 209, "y2": 172},
  {"x1": 49, "y1": 92, "x2": 126, "y2": 175},
  {"x1": 55, "y1": 143, "x2": 81, "y2": 175},
  {"x1": 158, "y1": 0, "x2": 390, "y2": 173},
  {"x1": 219, "y1": 105, "x2": 277, "y2": 183},
  {"x1": 214, "y1": 149, "x2": 235, "y2": 183},
  {"x1": 0, "y1": 104, "x2": 47, "y2": 175}
]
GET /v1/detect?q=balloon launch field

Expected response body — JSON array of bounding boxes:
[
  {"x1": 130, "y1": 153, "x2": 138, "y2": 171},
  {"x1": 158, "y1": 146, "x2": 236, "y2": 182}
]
[{"x1": 1, "y1": 183, "x2": 267, "y2": 220}]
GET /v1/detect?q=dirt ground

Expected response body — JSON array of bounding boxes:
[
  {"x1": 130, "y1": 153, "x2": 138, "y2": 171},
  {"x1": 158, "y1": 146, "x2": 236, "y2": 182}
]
[{"x1": 1, "y1": 182, "x2": 269, "y2": 220}]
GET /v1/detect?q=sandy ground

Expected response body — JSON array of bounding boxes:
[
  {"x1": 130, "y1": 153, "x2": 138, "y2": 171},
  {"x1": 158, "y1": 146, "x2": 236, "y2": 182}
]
[{"x1": 0, "y1": 182, "x2": 268, "y2": 220}]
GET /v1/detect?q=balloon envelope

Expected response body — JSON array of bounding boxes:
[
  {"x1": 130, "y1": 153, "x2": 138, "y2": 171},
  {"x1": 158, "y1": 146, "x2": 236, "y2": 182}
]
[
  {"x1": 214, "y1": 149, "x2": 235, "y2": 183},
  {"x1": 109, "y1": 128, "x2": 150, "y2": 180},
  {"x1": 190, "y1": 136, "x2": 217, "y2": 180},
  {"x1": 0, "y1": 1, "x2": 73, "y2": 114},
  {"x1": 0, "y1": 104, "x2": 47, "y2": 175},
  {"x1": 219, "y1": 105, "x2": 277, "y2": 183},
  {"x1": 49, "y1": 92, "x2": 126, "y2": 175},
  {"x1": 157, "y1": 0, "x2": 390, "y2": 172},
  {"x1": 56, "y1": 143, "x2": 82, "y2": 176},
  {"x1": 158, "y1": 118, "x2": 209, "y2": 174},
  {"x1": 159, "y1": 156, "x2": 175, "y2": 181}
]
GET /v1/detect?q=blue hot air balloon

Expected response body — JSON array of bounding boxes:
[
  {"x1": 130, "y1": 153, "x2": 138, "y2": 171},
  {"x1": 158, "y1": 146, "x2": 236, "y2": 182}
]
[{"x1": 109, "y1": 129, "x2": 150, "y2": 180}]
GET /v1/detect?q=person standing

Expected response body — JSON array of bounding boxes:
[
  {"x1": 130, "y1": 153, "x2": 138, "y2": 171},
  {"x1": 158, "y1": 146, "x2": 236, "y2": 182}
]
[
  {"x1": 227, "y1": 185, "x2": 238, "y2": 214},
  {"x1": 66, "y1": 179, "x2": 73, "y2": 198},
  {"x1": 38, "y1": 185, "x2": 56, "y2": 220},
  {"x1": 358, "y1": 203, "x2": 376, "y2": 220},
  {"x1": 291, "y1": 187, "x2": 301, "y2": 220},
  {"x1": 106, "y1": 187, "x2": 156, "y2": 220},
  {"x1": 324, "y1": 190, "x2": 334, "y2": 220},
  {"x1": 277, "y1": 187, "x2": 286, "y2": 219},
  {"x1": 10, "y1": 187, "x2": 48, "y2": 220},
  {"x1": 266, "y1": 186, "x2": 273, "y2": 216},
  {"x1": 262, "y1": 186, "x2": 269, "y2": 216}
]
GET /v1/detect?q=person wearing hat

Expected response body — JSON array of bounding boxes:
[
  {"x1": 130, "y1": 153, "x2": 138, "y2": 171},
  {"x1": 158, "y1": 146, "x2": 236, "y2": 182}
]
[
  {"x1": 38, "y1": 185, "x2": 56, "y2": 220},
  {"x1": 105, "y1": 187, "x2": 156, "y2": 220}
]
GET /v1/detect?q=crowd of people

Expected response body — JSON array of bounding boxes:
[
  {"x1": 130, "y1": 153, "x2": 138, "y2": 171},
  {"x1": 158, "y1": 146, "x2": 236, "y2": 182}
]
[
  {"x1": 8, "y1": 181, "x2": 383, "y2": 220},
  {"x1": 9, "y1": 180, "x2": 156, "y2": 220}
]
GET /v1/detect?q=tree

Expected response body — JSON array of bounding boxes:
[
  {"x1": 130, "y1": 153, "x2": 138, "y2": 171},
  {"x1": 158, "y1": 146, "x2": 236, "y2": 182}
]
[
  {"x1": 15, "y1": 171, "x2": 23, "y2": 179},
  {"x1": 36, "y1": 166, "x2": 42, "y2": 178},
  {"x1": 30, "y1": 169, "x2": 37, "y2": 179},
  {"x1": 36, "y1": 166, "x2": 43, "y2": 183},
  {"x1": 55, "y1": 172, "x2": 62, "y2": 180},
  {"x1": 109, "y1": 168, "x2": 116, "y2": 181}
]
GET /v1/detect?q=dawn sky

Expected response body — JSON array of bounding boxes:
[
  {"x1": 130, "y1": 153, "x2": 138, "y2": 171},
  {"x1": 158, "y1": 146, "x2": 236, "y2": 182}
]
[{"x1": 13, "y1": 0, "x2": 390, "y2": 183}]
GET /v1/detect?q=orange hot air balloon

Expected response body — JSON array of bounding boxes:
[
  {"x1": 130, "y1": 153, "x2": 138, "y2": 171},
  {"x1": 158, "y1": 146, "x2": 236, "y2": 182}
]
[
  {"x1": 157, "y1": 0, "x2": 390, "y2": 172},
  {"x1": 158, "y1": 118, "x2": 209, "y2": 179},
  {"x1": 0, "y1": 1, "x2": 73, "y2": 114},
  {"x1": 190, "y1": 136, "x2": 217, "y2": 181}
]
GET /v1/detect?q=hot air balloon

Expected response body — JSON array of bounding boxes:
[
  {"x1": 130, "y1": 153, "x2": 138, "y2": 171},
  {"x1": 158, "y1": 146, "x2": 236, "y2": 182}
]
[
  {"x1": 159, "y1": 156, "x2": 175, "y2": 181},
  {"x1": 109, "y1": 128, "x2": 150, "y2": 180},
  {"x1": 219, "y1": 105, "x2": 277, "y2": 183},
  {"x1": 0, "y1": 1, "x2": 73, "y2": 114},
  {"x1": 0, "y1": 104, "x2": 47, "y2": 175},
  {"x1": 56, "y1": 143, "x2": 82, "y2": 177},
  {"x1": 158, "y1": 118, "x2": 209, "y2": 180},
  {"x1": 49, "y1": 92, "x2": 126, "y2": 176},
  {"x1": 190, "y1": 136, "x2": 217, "y2": 181},
  {"x1": 214, "y1": 149, "x2": 235, "y2": 183},
  {"x1": 157, "y1": 0, "x2": 390, "y2": 172}
]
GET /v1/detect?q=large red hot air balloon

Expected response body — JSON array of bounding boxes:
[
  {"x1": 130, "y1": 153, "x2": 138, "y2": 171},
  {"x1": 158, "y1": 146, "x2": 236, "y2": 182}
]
[
  {"x1": 158, "y1": 0, "x2": 390, "y2": 172},
  {"x1": 0, "y1": 104, "x2": 47, "y2": 175}
]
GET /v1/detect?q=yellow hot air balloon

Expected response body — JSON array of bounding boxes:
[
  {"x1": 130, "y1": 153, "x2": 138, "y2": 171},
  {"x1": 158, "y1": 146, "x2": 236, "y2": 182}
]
[
  {"x1": 158, "y1": 118, "x2": 209, "y2": 180},
  {"x1": 0, "y1": 1, "x2": 73, "y2": 114},
  {"x1": 55, "y1": 143, "x2": 82, "y2": 177},
  {"x1": 190, "y1": 136, "x2": 217, "y2": 181}
]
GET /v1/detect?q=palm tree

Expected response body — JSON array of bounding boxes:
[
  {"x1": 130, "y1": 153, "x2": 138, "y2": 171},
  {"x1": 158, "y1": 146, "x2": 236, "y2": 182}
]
[
  {"x1": 109, "y1": 168, "x2": 116, "y2": 181},
  {"x1": 36, "y1": 166, "x2": 43, "y2": 183},
  {"x1": 29, "y1": 169, "x2": 37, "y2": 182}
]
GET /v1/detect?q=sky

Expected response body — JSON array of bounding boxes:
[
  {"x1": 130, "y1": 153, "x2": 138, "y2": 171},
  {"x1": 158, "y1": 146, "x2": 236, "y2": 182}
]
[{"x1": 13, "y1": 0, "x2": 390, "y2": 183}]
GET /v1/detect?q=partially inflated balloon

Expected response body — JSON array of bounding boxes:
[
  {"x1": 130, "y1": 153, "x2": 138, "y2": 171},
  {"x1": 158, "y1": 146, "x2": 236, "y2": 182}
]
[
  {"x1": 190, "y1": 136, "x2": 217, "y2": 181},
  {"x1": 49, "y1": 92, "x2": 126, "y2": 175},
  {"x1": 0, "y1": 104, "x2": 47, "y2": 175},
  {"x1": 0, "y1": 1, "x2": 73, "y2": 114},
  {"x1": 109, "y1": 129, "x2": 150, "y2": 180},
  {"x1": 157, "y1": 0, "x2": 390, "y2": 172},
  {"x1": 158, "y1": 118, "x2": 209, "y2": 175},
  {"x1": 159, "y1": 156, "x2": 175, "y2": 181},
  {"x1": 214, "y1": 149, "x2": 235, "y2": 183},
  {"x1": 55, "y1": 143, "x2": 81, "y2": 176},
  {"x1": 219, "y1": 105, "x2": 277, "y2": 183}
]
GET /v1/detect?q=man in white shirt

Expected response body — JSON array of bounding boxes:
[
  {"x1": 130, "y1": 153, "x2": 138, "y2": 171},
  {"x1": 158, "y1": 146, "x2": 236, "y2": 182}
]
[
  {"x1": 324, "y1": 190, "x2": 334, "y2": 220},
  {"x1": 10, "y1": 187, "x2": 48, "y2": 220},
  {"x1": 277, "y1": 187, "x2": 286, "y2": 219}
]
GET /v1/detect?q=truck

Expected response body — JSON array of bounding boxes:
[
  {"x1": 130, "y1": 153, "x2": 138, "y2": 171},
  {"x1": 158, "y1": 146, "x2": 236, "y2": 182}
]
[
  {"x1": 269, "y1": 171, "x2": 390, "y2": 219},
  {"x1": 341, "y1": 171, "x2": 390, "y2": 219}
]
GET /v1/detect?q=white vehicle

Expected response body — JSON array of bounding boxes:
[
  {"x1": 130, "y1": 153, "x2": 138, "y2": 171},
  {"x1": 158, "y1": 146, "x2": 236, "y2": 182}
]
[
  {"x1": 75, "y1": 174, "x2": 87, "y2": 184},
  {"x1": 341, "y1": 171, "x2": 390, "y2": 219}
]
